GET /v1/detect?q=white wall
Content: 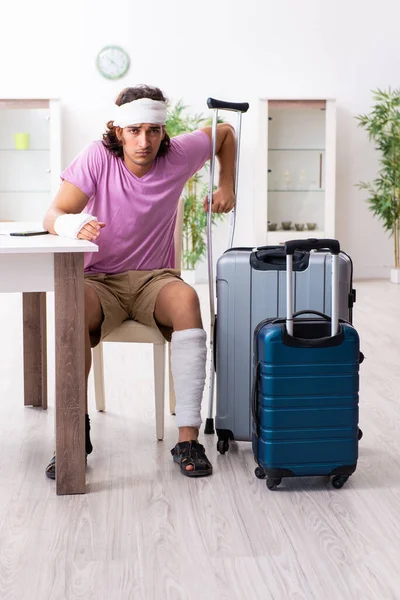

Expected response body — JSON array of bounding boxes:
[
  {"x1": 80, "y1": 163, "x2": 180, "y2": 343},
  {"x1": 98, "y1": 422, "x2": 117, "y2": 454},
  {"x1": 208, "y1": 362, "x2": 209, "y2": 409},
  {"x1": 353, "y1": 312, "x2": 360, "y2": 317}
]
[{"x1": 2, "y1": 0, "x2": 399, "y2": 278}]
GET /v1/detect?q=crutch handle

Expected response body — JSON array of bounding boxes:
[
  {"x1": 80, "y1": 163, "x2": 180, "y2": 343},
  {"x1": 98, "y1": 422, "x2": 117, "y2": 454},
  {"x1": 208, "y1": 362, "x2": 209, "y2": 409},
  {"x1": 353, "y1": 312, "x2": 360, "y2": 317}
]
[{"x1": 207, "y1": 98, "x2": 249, "y2": 113}]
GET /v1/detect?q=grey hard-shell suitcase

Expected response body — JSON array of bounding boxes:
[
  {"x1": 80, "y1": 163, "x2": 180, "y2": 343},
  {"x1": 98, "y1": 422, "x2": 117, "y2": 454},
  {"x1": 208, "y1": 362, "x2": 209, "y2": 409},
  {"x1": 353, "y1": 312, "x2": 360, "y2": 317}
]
[{"x1": 213, "y1": 244, "x2": 356, "y2": 453}]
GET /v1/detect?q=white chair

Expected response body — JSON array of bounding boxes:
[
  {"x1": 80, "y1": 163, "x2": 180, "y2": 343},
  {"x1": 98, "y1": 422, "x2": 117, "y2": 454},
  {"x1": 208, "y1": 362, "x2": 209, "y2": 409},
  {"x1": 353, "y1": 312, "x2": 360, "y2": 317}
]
[{"x1": 92, "y1": 198, "x2": 183, "y2": 440}]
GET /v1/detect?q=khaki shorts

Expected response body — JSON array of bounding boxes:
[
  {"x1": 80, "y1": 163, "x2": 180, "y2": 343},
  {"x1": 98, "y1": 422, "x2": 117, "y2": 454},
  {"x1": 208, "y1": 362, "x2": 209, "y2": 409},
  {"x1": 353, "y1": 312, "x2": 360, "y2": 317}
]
[{"x1": 84, "y1": 268, "x2": 183, "y2": 347}]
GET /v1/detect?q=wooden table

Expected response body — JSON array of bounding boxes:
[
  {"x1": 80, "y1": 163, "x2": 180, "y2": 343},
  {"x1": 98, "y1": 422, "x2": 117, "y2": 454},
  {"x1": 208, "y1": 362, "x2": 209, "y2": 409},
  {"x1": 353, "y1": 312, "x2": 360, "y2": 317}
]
[{"x1": 0, "y1": 222, "x2": 97, "y2": 495}]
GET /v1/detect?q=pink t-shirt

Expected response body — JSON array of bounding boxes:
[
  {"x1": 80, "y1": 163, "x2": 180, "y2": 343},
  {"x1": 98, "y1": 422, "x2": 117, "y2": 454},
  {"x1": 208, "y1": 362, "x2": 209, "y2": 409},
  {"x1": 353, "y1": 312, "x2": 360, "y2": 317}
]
[{"x1": 60, "y1": 131, "x2": 211, "y2": 274}]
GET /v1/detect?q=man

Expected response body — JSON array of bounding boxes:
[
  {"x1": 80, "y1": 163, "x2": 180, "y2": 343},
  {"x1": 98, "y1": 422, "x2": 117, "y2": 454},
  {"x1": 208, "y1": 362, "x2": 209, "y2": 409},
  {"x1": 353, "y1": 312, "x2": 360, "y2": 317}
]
[{"x1": 43, "y1": 84, "x2": 235, "y2": 479}]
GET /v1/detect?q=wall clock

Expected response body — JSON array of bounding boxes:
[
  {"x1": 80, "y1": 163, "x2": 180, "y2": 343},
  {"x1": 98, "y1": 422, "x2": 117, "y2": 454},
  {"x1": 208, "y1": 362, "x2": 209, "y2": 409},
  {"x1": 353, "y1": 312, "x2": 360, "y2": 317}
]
[{"x1": 96, "y1": 45, "x2": 130, "y2": 80}]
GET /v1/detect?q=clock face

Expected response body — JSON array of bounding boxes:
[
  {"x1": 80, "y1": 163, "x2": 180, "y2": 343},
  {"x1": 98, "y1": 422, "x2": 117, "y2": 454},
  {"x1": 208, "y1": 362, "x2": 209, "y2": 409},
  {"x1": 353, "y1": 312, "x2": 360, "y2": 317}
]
[{"x1": 96, "y1": 45, "x2": 130, "y2": 80}]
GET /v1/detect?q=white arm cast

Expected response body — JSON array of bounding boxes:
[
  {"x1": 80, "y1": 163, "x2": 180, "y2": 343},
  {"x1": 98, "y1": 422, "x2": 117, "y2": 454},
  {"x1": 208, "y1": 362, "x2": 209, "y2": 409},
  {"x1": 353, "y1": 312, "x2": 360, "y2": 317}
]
[{"x1": 54, "y1": 213, "x2": 98, "y2": 239}]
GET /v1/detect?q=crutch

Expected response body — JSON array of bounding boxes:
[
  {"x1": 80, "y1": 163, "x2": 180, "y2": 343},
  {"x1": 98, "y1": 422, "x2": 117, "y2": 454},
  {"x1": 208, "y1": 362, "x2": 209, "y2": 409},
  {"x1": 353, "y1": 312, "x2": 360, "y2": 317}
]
[{"x1": 204, "y1": 98, "x2": 249, "y2": 435}]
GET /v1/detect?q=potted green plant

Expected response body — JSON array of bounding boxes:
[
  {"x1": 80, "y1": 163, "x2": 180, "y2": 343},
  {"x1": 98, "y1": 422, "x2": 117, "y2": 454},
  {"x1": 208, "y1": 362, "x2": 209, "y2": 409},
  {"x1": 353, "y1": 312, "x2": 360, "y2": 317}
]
[
  {"x1": 356, "y1": 88, "x2": 400, "y2": 283},
  {"x1": 166, "y1": 101, "x2": 224, "y2": 284}
]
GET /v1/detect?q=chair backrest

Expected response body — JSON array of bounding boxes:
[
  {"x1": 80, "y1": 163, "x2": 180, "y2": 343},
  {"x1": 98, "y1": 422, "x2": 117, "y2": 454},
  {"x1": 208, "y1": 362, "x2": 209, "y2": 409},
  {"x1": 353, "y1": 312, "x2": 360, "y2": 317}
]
[{"x1": 173, "y1": 196, "x2": 184, "y2": 271}]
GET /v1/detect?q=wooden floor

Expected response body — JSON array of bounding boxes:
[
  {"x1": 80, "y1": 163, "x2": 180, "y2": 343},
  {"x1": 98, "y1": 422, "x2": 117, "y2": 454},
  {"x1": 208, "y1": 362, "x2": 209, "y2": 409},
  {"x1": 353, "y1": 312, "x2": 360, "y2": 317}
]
[{"x1": 0, "y1": 280, "x2": 400, "y2": 599}]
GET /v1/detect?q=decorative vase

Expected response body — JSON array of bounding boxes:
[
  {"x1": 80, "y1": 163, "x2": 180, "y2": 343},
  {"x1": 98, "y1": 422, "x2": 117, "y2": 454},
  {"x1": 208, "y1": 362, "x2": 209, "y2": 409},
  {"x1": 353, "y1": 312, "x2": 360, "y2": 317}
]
[
  {"x1": 390, "y1": 268, "x2": 400, "y2": 284},
  {"x1": 281, "y1": 221, "x2": 292, "y2": 231}
]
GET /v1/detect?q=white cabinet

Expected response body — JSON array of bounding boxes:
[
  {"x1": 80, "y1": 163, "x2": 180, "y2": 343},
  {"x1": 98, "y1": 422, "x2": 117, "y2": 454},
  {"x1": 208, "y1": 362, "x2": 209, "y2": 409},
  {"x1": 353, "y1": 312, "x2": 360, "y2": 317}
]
[
  {"x1": 256, "y1": 99, "x2": 336, "y2": 245},
  {"x1": 0, "y1": 99, "x2": 61, "y2": 222}
]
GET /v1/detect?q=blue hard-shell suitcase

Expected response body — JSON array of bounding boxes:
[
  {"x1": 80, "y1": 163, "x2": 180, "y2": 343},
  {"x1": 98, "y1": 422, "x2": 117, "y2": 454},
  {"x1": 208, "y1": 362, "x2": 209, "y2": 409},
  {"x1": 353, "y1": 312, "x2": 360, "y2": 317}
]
[{"x1": 252, "y1": 239, "x2": 362, "y2": 490}]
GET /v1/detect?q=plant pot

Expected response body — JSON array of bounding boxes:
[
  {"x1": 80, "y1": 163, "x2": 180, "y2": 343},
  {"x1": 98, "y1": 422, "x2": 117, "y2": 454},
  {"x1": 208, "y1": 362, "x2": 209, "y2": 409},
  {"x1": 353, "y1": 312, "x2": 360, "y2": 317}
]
[
  {"x1": 181, "y1": 269, "x2": 196, "y2": 285},
  {"x1": 390, "y1": 267, "x2": 400, "y2": 284}
]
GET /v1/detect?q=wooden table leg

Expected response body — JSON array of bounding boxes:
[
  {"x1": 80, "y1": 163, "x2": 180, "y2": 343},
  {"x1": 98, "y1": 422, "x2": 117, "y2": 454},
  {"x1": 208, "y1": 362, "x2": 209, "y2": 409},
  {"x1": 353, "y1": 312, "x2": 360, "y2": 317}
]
[
  {"x1": 54, "y1": 253, "x2": 86, "y2": 495},
  {"x1": 22, "y1": 292, "x2": 47, "y2": 409}
]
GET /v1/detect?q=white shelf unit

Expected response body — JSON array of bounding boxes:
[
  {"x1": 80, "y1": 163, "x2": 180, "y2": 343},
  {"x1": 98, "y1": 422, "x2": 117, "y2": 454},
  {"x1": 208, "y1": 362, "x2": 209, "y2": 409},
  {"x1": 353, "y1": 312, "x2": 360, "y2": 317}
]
[
  {"x1": 0, "y1": 98, "x2": 61, "y2": 221},
  {"x1": 256, "y1": 99, "x2": 336, "y2": 246}
]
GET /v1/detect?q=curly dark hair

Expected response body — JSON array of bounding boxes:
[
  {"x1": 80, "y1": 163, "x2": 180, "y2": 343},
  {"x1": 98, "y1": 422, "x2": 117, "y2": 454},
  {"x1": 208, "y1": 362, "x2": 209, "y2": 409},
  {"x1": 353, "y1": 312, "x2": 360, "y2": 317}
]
[{"x1": 102, "y1": 84, "x2": 170, "y2": 158}]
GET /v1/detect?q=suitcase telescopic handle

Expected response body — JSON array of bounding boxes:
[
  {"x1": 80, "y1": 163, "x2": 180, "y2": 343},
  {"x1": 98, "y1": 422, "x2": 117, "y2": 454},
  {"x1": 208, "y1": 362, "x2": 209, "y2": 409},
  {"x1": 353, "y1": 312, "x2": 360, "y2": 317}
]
[
  {"x1": 207, "y1": 98, "x2": 249, "y2": 113},
  {"x1": 285, "y1": 238, "x2": 340, "y2": 256},
  {"x1": 284, "y1": 238, "x2": 340, "y2": 337}
]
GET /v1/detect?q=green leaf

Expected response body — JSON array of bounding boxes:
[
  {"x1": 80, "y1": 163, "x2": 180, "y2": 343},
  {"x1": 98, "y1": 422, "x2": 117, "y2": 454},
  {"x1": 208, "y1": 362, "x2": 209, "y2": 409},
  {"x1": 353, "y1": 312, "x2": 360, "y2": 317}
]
[{"x1": 355, "y1": 87, "x2": 400, "y2": 266}]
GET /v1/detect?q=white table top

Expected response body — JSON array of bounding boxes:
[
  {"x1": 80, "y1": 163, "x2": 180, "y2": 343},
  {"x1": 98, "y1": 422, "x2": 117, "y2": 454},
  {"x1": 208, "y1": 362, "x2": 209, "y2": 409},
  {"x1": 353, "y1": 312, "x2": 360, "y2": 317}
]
[{"x1": 0, "y1": 222, "x2": 98, "y2": 254}]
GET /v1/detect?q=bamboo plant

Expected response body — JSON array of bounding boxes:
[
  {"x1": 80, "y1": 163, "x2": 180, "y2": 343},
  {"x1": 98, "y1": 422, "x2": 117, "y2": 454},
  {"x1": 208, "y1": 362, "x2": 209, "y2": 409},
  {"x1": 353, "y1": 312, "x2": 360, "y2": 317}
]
[
  {"x1": 166, "y1": 101, "x2": 224, "y2": 271},
  {"x1": 356, "y1": 88, "x2": 400, "y2": 269}
]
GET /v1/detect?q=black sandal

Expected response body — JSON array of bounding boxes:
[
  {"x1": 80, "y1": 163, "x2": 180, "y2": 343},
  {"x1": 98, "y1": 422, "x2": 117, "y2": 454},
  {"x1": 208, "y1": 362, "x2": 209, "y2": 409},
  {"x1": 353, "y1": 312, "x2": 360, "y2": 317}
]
[
  {"x1": 45, "y1": 414, "x2": 93, "y2": 480},
  {"x1": 45, "y1": 453, "x2": 89, "y2": 480},
  {"x1": 171, "y1": 440, "x2": 213, "y2": 478}
]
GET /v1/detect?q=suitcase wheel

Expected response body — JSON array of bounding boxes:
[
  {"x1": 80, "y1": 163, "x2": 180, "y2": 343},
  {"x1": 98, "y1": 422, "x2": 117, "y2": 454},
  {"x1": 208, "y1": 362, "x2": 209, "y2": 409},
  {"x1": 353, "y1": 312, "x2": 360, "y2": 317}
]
[
  {"x1": 217, "y1": 439, "x2": 230, "y2": 454},
  {"x1": 358, "y1": 428, "x2": 363, "y2": 441},
  {"x1": 266, "y1": 477, "x2": 281, "y2": 491},
  {"x1": 331, "y1": 475, "x2": 349, "y2": 489},
  {"x1": 254, "y1": 466, "x2": 266, "y2": 480}
]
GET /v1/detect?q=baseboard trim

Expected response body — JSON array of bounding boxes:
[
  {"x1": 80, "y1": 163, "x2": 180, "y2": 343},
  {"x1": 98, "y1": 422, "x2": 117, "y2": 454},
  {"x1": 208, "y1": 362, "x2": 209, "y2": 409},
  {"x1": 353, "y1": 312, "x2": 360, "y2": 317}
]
[{"x1": 353, "y1": 265, "x2": 391, "y2": 280}]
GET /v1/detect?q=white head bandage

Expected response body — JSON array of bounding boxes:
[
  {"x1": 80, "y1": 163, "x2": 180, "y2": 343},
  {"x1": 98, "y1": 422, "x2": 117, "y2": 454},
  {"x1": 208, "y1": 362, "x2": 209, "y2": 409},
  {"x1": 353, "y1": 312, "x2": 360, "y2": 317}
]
[{"x1": 112, "y1": 98, "x2": 167, "y2": 128}]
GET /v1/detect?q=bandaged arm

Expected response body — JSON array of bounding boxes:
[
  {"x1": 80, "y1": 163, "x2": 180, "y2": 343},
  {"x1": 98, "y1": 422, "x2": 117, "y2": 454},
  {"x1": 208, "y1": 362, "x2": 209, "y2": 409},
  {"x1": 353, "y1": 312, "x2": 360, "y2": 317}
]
[
  {"x1": 54, "y1": 213, "x2": 98, "y2": 239},
  {"x1": 43, "y1": 181, "x2": 94, "y2": 238}
]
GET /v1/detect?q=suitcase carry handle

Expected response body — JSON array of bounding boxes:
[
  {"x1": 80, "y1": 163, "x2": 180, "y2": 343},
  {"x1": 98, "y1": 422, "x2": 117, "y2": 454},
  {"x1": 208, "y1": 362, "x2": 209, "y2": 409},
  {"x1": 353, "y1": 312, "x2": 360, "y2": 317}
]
[
  {"x1": 284, "y1": 238, "x2": 340, "y2": 337},
  {"x1": 205, "y1": 98, "x2": 249, "y2": 431},
  {"x1": 251, "y1": 248, "x2": 309, "y2": 271},
  {"x1": 293, "y1": 309, "x2": 339, "y2": 321},
  {"x1": 285, "y1": 238, "x2": 340, "y2": 255},
  {"x1": 272, "y1": 310, "x2": 340, "y2": 323},
  {"x1": 207, "y1": 98, "x2": 250, "y2": 113},
  {"x1": 251, "y1": 362, "x2": 261, "y2": 440}
]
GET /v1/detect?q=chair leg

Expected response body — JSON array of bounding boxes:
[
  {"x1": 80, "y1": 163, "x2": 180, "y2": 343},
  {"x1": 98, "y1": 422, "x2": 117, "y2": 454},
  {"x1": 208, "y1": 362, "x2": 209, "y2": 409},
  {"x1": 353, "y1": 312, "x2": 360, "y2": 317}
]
[
  {"x1": 168, "y1": 343, "x2": 176, "y2": 415},
  {"x1": 153, "y1": 342, "x2": 165, "y2": 441},
  {"x1": 92, "y1": 343, "x2": 106, "y2": 412}
]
